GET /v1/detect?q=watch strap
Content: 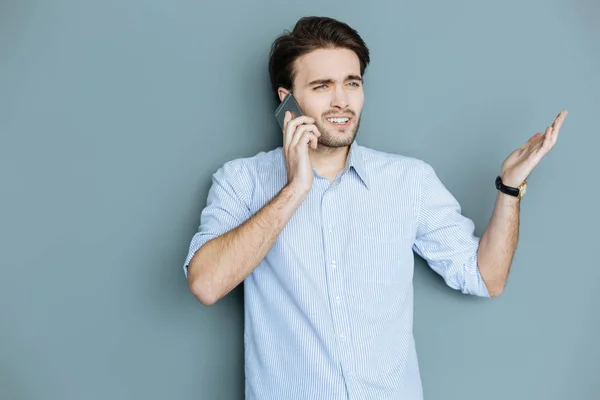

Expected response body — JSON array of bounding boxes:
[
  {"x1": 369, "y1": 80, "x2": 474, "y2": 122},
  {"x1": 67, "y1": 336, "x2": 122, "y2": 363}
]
[{"x1": 495, "y1": 175, "x2": 520, "y2": 197}]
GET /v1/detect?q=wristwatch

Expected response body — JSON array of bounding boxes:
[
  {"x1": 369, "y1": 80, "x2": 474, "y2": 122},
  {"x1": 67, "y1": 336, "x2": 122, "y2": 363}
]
[{"x1": 495, "y1": 175, "x2": 527, "y2": 199}]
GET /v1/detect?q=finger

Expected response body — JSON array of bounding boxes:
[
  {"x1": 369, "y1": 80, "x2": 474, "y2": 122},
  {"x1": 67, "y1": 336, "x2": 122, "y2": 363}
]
[
  {"x1": 288, "y1": 116, "x2": 316, "y2": 131},
  {"x1": 285, "y1": 116, "x2": 316, "y2": 149},
  {"x1": 293, "y1": 131, "x2": 319, "y2": 149},
  {"x1": 551, "y1": 110, "x2": 567, "y2": 142},
  {"x1": 541, "y1": 126, "x2": 554, "y2": 152},
  {"x1": 552, "y1": 110, "x2": 568, "y2": 130},
  {"x1": 291, "y1": 124, "x2": 321, "y2": 148},
  {"x1": 290, "y1": 122, "x2": 320, "y2": 142},
  {"x1": 309, "y1": 133, "x2": 319, "y2": 150},
  {"x1": 283, "y1": 111, "x2": 292, "y2": 131},
  {"x1": 291, "y1": 129, "x2": 314, "y2": 149},
  {"x1": 298, "y1": 131, "x2": 319, "y2": 150},
  {"x1": 283, "y1": 111, "x2": 293, "y2": 148},
  {"x1": 525, "y1": 132, "x2": 543, "y2": 146},
  {"x1": 283, "y1": 113, "x2": 306, "y2": 140},
  {"x1": 526, "y1": 130, "x2": 545, "y2": 151},
  {"x1": 521, "y1": 133, "x2": 543, "y2": 154}
]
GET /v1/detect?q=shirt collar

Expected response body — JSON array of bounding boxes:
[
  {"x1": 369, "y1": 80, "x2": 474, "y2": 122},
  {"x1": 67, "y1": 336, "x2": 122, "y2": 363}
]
[{"x1": 345, "y1": 140, "x2": 370, "y2": 189}]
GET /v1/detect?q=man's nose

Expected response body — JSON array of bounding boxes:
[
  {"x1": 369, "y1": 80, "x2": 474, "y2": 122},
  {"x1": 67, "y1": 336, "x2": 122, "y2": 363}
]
[{"x1": 330, "y1": 86, "x2": 348, "y2": 109}]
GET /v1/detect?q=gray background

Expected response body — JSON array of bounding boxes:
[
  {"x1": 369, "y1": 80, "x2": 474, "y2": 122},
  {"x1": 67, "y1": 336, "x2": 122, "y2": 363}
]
[{"x1": 1, "y1": 0, "x2": 598, "y2": 399}]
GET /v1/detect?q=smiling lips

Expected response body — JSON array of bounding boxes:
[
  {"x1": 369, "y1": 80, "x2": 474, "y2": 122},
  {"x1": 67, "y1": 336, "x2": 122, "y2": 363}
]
[{"x1": 326, "y1": 116, "x2": 351, "y2": 127}]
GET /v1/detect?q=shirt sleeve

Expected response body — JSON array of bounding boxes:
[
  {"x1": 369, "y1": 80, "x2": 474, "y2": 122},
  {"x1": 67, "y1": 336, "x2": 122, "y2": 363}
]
[
  {"x1": 413, "y1": 161, "x2": 490, "y2": 297},
  {"x1": 183, "y1": 160, "x2": 253, "y2": 278}
]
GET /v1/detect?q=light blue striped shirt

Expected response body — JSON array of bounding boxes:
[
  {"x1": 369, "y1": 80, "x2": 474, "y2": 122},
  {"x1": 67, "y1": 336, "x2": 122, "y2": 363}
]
[{"x1": 184, "y1": 140, "x2": 490, "y2": 399}]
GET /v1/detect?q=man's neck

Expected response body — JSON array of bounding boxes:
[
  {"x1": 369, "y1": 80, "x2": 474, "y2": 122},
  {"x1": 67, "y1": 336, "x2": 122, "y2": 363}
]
[{"x1": 309, "y1": 145, "x2": 350, "y2": 183}]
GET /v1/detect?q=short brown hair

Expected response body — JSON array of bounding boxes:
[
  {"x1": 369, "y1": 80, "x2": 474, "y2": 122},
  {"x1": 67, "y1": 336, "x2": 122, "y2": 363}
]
[{"x1": 268, "y1": 16, "x2": 370, "y2": 103}]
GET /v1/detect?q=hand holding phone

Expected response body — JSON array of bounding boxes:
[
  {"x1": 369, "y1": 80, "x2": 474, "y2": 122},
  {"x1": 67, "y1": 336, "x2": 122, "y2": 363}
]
[{"x1": 274, "y1": 93, "x2": 321, "y2": 196}]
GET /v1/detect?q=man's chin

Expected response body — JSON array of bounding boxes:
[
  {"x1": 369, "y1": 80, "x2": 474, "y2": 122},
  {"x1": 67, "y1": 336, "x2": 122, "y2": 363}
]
[
  {"x1": 316, "y1": 119, "x2": 360, "y2": 148},
  {"x1": 318, "y1": 134, "x2": 356, "y2": 148}
]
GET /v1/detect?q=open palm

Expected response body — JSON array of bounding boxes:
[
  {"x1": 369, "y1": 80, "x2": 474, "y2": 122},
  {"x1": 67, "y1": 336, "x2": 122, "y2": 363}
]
[{"x1": 501, "y1": 110, "x2": 568, "y2": 187}]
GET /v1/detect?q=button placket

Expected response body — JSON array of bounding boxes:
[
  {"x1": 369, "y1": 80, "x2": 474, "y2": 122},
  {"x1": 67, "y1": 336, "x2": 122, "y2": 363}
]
[{"x1": 322, "y1": 188, "x2": 352, "y2": 373}]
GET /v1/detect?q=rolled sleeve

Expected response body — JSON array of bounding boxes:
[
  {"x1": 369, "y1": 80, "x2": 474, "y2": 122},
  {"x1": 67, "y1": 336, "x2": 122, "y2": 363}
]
[
  {"x1": 413, "y1": 161, "x2": 489, "y2": 297},
  {"x1": 183, "y1": 160, "x2": 253, "y2": 277}
]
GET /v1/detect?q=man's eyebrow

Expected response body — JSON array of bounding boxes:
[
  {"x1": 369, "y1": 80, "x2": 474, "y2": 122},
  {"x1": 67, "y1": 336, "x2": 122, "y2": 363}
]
[
  {"x1": 307, "y1": 75, "x2": 363, "y2": 86},
  {"x1": 346, "y1": 75, "x2": 363, "y2": 82},
  {"x1": 307, "y1": 78, "x2": 334, "y2": 86}
]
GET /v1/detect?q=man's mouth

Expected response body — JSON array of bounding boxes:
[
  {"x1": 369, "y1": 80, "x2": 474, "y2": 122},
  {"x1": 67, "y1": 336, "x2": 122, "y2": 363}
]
[{"x1": 326, "y1": 117, "x2": 351, "y2": 127}]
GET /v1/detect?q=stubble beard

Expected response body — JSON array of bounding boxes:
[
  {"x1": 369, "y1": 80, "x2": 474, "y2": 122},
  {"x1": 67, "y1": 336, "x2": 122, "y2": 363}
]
[{"x1": 315, "y1": 112, "x2": 362, "y2": 149}]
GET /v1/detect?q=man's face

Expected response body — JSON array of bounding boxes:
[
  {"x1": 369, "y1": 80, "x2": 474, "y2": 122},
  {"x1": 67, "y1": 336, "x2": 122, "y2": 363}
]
[{"x1": 279, "y1": 47, "x2": 365, "y2": 148}]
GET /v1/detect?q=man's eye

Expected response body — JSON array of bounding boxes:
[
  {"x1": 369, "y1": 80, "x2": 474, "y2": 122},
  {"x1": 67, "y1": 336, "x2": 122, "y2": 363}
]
[
  {"x1": 349, "y1": 82, "x2": 360, "y2": 87},
  {"x1": 314, "y1": 85, "x2": 327, "y2": 90}
]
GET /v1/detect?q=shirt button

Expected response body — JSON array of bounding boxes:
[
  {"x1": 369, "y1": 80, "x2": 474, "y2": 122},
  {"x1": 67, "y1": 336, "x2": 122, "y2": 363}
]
[
  {"x1": 340, "y1": 333, "x2": 346, "y2": 340},
  {"x1": 328, "y1": 224, "x2": 333, "y2": 232},
  {"x1": 335, "y1": 296, "x2": 341, "y2": 304}
]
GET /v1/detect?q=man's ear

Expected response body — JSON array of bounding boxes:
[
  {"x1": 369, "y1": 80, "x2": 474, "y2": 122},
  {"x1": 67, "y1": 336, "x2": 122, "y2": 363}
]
[{"x1": 277, "y1": 87, "x2": 290, "y2": 102}]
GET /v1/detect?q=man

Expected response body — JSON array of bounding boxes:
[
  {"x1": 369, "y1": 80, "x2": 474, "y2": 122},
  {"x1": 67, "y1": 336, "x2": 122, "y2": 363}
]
[{"x1": 183, "y1": 16, "x2": 567, "y2": 400}]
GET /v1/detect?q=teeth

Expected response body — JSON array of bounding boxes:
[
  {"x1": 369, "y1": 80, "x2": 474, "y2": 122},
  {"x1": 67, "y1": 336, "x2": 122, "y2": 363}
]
[{"x1": 327, "y1": 118, "x2": 349, "y2": 124}]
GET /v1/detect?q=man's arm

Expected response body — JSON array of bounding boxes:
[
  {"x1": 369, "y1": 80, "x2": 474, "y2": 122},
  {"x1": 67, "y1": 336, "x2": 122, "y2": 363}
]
[
  {"x1": 187, "y1": 184, "x2": 305, "y2": 306},
  {"x1": 476, "y1": 192, "x2": 520, "y2": 297},
  {"x1": 186, "y1": 112, "x2": 321, "y2": 306},
  {"x1": 477, "y1": 109, "x2": 568, "y2": 296},
  {"x1": 413, "y1": 161, "x2": 490, "y2": 297}
]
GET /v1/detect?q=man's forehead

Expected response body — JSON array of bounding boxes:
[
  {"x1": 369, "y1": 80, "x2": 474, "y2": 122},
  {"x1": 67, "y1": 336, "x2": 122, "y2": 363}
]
[{"x1": 294, "y1": 48, "x2": 361, "y2": 82}]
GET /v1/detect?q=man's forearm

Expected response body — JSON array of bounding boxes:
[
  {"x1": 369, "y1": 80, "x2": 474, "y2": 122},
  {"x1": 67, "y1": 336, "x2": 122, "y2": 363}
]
[
  {"x1": 477, "y1": 191, "x2": 521, "y2": 296},
  {"x1": 187, "y1": 184, "x2": 306, "y2": 305}
]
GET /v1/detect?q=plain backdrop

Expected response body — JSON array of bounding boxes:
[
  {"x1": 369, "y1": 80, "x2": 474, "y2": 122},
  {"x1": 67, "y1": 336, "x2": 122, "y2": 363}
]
[{"x1": 1, "y1": 0, "x2": 598, "y2": 399}]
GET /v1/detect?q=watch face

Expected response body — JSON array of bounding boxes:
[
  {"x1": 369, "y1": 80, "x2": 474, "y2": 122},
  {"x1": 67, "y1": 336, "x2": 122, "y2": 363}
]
[{"x1": 519, "y1": 182, "x2": 527, "y2": 198}]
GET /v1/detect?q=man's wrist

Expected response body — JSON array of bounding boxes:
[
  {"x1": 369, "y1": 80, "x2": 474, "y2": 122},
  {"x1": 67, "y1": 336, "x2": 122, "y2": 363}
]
[
  {"x1": 496, "y1": 173, "x2": 527, "y2": 200},
  {"x1": 499, "y1": 172, "x2": 523, "y2": 188},
  {"x1": 496, "y1": 190, "x2": 521, "y2": 206},
  {"x1": 281, "y1": 183, "x2": 309, "y2": 206}
]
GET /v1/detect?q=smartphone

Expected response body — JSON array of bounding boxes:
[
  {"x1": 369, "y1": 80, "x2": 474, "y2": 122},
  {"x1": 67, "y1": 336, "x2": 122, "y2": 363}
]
[{"x1": 274, "y1": 93, "x2": 303, "y2": 131}]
